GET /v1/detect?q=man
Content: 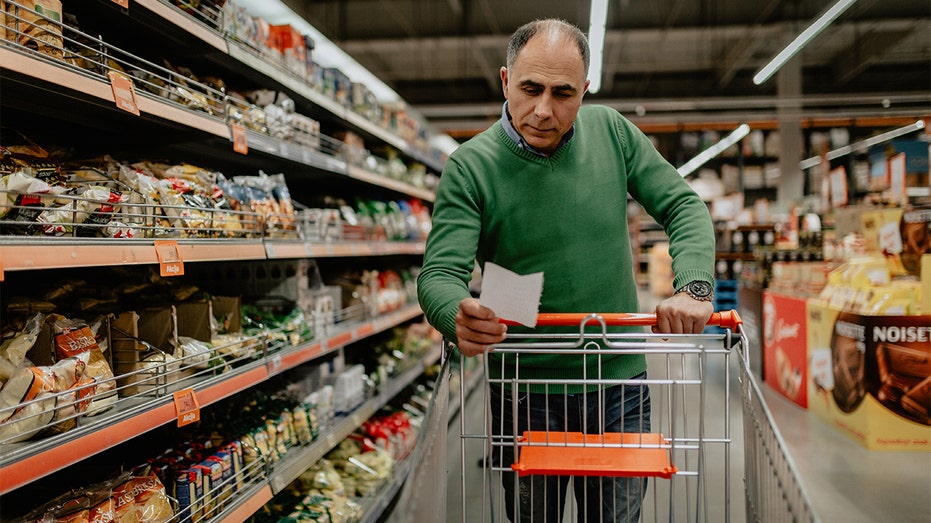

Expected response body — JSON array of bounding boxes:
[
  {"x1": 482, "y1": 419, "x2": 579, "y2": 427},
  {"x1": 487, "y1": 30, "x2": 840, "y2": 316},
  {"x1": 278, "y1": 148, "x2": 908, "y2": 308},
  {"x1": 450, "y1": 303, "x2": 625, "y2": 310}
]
[{"x1": 418, "y1": 18, "x2": 716, "y2": 522}]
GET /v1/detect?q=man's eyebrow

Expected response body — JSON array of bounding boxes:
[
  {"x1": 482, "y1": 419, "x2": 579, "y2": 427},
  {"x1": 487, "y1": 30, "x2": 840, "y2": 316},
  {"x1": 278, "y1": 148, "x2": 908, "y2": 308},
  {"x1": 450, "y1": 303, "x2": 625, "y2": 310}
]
[
  {"x1": 518, "y1": 79, "x2": 578, "y2": 94},
  {"x1": 518, "y1": 79, "x2": 544, "y2": 90}
]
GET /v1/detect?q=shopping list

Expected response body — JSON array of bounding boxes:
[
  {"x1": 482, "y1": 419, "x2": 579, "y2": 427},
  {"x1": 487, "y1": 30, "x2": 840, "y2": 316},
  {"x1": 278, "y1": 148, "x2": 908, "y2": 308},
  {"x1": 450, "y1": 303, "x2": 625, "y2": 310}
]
[{"x1": 479, "y1": 262, "x2": 543, "y2": 328}]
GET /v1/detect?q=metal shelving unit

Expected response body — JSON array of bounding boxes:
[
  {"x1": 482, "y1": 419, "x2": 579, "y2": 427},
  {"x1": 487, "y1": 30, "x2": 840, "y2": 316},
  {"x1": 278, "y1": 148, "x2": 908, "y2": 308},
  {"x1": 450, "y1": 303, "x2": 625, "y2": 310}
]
[{"x1": 0, "y1": 1, "x2": 443, "y2": 521}]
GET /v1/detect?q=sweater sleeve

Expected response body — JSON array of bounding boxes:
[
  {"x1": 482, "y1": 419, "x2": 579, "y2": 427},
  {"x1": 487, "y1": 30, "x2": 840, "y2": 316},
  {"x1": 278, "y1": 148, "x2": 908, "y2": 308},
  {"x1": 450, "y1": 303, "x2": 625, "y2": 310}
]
[
  {"x1": 618, "y1": 113, "x2": 716, "y2": 289},
  {"x1": 417, "y1": 158, "x2": 482, "y2": 343}
]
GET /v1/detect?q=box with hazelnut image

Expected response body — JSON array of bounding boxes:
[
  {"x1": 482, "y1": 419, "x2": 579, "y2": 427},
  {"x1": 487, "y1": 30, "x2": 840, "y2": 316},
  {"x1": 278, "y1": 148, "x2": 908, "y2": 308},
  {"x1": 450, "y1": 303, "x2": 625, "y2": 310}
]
[
  {"x1": 762, "y1": 291, "x2": 809, "y2": 408},
  {"x1": 807, "y1": 302, "x2": 931, "y2": 450}
]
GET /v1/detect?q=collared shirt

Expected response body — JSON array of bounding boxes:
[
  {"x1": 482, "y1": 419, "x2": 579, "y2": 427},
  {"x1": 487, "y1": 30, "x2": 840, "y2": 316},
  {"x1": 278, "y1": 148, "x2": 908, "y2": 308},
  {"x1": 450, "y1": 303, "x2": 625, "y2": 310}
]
[{"x1": 500, "y1": 101, "x2": 575, "y2": 157}]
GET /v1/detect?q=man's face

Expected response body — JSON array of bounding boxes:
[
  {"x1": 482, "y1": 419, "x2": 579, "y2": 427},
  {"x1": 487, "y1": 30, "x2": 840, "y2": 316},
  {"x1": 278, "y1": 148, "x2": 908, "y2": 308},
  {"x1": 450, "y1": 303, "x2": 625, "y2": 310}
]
[{"x1": 501, "y1": 32, "x2": 589, "y2": 156}]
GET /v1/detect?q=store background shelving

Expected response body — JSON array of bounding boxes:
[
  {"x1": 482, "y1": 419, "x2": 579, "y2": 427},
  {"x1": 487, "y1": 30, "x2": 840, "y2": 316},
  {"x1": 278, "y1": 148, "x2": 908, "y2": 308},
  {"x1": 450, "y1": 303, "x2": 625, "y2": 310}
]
[{"x1": 0, "y1": 1, "x2": 450, "y2": 521}]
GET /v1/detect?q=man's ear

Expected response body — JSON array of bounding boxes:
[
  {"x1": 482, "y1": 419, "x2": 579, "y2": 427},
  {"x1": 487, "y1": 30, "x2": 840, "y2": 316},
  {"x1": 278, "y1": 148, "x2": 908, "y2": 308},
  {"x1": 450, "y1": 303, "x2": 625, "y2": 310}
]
[{"x1": 500, "y1": 66, "x2": 509, "y2": 98}]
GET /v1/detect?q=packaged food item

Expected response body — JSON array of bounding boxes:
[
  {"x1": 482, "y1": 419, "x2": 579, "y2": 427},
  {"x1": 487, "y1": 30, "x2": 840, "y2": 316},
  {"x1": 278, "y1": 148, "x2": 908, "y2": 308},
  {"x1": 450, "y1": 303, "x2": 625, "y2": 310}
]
[
  {"x1": 50, "y1": 315, "x2": 116, "y2": 415},
  {"x1": 0, "y1": 357, "x2": 85, "y2": 443},
  {"x1": 0, "y1": 311, "x2": 44, "y2": 383},
  {"x1": 5, "y1": 0, "x2": 64, "y2": 60},
  {"x1": 0, "y1": 169, "x2": 64, "y2": 234}
]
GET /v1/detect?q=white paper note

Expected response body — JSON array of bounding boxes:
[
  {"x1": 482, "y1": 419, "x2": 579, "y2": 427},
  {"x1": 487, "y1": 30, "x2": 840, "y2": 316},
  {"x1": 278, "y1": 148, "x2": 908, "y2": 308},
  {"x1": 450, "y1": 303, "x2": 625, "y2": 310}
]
[{"x1": 479, "y1": 262, "x2": 543, "y2": 327}]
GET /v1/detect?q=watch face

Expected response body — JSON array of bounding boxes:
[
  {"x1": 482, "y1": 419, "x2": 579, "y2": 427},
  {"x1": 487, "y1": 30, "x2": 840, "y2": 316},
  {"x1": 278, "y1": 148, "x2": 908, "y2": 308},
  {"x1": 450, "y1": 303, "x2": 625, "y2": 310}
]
[{"x1": 690, "y1": 281, "x2": 713, "y2": 297}]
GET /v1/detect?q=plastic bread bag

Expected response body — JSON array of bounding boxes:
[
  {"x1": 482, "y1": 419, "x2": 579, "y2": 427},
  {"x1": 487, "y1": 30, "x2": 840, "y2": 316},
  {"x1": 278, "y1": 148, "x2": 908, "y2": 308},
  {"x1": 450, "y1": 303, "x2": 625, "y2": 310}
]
[
  {"x1": 211, "y1": 333, "x2": 254, "y2": 361},
  {"x1": 172, "y1": 336, "x2": 212, "y2": 370},
  {"x1": 115, "y1": 470, "x2": 173, "y2": 523},
  {"x1": 0, "y1": 312, "x2": 45, "y2": 384},
  {"x1": 0, "y1": 357, "x2": 86, "y2": 443},
  {"x1": 134, "y1": 474, "x2": 173, "y2": 523},
  {"x1": 50, "y1": 315, "x2": 117, "y2": 416}
]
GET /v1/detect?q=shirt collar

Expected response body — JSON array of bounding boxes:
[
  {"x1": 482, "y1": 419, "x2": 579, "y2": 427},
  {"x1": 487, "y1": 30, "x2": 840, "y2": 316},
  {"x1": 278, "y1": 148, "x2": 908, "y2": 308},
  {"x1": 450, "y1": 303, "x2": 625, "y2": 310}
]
[{"x1": 500, "y1": 101, "x2": 575, "y2": 157}]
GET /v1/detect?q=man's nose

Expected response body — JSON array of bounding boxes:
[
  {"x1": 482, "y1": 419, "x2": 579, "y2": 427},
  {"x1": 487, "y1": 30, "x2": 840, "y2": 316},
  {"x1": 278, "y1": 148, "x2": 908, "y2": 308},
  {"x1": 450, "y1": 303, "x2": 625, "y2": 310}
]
[{"x1": 534, "y1": 95, "x2": 553, "y2": 118}]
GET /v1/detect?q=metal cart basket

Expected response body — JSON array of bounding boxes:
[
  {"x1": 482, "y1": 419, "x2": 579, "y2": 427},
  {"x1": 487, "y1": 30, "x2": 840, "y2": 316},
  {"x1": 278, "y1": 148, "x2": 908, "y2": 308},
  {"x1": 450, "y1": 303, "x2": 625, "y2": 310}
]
[{"x1": 457, "y1": 310, "x2": 818, "y2": 523}]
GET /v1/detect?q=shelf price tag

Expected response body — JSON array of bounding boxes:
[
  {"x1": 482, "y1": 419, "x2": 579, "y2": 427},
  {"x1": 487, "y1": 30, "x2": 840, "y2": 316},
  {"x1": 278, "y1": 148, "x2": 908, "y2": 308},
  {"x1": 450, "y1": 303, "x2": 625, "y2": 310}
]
[
  {"x1": 107, "y1": 71, "x2": 140, "y2": 116},
  {"x1": 231, "y1": 124, "x2": 249, "y2": 155},
  {"x1": 173, "y1": 388, "x2": 200, "y2": 427},
  {"x1": 112, "y1": 0, "x2": 129, "y2": 8},
  {"x1": 154, "y1": 240, "x2": 184, "y2": 277}
]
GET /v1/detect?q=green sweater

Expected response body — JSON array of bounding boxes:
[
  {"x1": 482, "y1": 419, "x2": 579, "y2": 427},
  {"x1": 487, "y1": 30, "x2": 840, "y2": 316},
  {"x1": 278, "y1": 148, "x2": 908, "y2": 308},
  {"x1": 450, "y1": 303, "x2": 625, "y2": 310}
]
[{"x1": 417, "y1": 105, "x2": 715, "y2": 385}]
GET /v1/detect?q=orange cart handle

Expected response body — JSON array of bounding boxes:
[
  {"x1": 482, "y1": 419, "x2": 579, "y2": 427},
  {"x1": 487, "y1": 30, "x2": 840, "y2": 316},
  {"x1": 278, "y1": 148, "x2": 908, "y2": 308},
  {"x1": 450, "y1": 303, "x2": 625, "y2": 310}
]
[{"x1": 501, "y1": 310, "x2": 742, "y2": 331}]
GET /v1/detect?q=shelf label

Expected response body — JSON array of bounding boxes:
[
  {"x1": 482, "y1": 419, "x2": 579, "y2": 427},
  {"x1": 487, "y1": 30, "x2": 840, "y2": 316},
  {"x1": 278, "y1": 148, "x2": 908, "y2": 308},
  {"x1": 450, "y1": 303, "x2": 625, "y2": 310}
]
[
  {"x1": 112, "y1": 0, "x2": 129, "y2": 8},
  {"x1": 231, "y1": 124, "x2": 249, "y2": 155},
  {"x1": 173, "y1": 388, "x2": 201, "y2": 427},
  {"x1": 154, "y1": 240, "x2": 184, "y2": 277},
  {"x1": 107, "y1": 71, "x2": 140, "y2": 116}
]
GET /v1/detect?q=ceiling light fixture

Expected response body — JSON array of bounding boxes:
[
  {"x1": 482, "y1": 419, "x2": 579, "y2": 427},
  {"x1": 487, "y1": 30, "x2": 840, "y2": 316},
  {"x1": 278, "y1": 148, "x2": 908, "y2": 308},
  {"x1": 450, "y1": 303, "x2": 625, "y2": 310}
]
[
  {"x1": 234, "y1": 0, "x2": 401, "y2": 102},
  {"x1": 798, "y1": 119, "x2": 927, "y2": 170},
  {"x1": 753, "y1": 0, "x2": 858, "y2": 86},
  {"x1": 677, "y1": 124, "x2": 751, "y2": 177},
  {"x1": 587, "y1": 0, "x2": 609, "y2": 94}
]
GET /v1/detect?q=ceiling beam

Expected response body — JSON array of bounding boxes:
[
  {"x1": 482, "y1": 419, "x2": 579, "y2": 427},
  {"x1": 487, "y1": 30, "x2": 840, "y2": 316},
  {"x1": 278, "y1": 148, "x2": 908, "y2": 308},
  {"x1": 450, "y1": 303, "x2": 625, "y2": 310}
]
[
  {"x1": 831, "y1": 23, "x2": 924, "y2": 84},
  {"x1": 714, "y1": 0, "x2": 784, "y2": 89},
  {"x1": 470, "y1": 43, "x2": 503, "y2": 95},
  {"x1": 378, "y1": 0, "x2": 418, "y2": 38}
]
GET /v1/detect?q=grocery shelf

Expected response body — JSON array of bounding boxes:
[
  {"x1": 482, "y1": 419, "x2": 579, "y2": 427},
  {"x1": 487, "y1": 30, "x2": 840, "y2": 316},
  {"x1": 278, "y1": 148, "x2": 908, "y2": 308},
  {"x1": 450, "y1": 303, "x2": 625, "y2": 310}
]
[
  {"x1": 125, "y1": 0, "x2": 444, "y2": 173},
  {"x1": 357, "y1": 448, "x2": 415, "y2": 523},
  {"x1": 347, "y1": 165, "x2": 436, "y2": 202},
  {"x1": 0, "y1": 47, "x2": 230, "y2": 139},
  {"x1": 134, "y1": 0, "x2": 227, "y2": 52},
  {"x1": 0, "y1": 239, "x2": 267, "y2": 272},
  {"x1": 0, "y1": 304, "x2": 424, "y2": 495},
  {"x1": 0, "y1": 239, "x2": 426, "y2": 272},
  {"x1": 214, "y1": 484, "x2": 274, "y2": 523},
  {"x1": 0, "y1": 359, "x2": 269, "y2": 495},
  {"x1": 243, "y1": 128, "x2": 349, "y2": 174},
  {"x1": 1, "y1": 48, "x2": 435, "y2": 203},
  {"x1": 266, "y1": 358, "x2": 433, "y2": 496},
  {"x1": 265, "y1": 304, "x2": 425, "y2": 379}
]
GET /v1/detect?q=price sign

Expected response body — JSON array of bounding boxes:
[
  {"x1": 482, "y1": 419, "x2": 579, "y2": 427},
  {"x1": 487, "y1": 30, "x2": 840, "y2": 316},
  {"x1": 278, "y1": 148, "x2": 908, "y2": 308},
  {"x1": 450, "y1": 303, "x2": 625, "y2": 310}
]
[
  {"x1": 112, "y1": 0, "x2": 129, "y2": 8},
  {"x1": 107, "y1": 71, "x2": 140, "y2": 116},
  {"x1": 231, "y1": 124, "x2": 249, "y2": 155},
  {"x1": 154, "y1": 240, "x2": 184, "y2": 277},
  {"x1": 173, "y1": 388, "x2": 201, "y2": 427}
]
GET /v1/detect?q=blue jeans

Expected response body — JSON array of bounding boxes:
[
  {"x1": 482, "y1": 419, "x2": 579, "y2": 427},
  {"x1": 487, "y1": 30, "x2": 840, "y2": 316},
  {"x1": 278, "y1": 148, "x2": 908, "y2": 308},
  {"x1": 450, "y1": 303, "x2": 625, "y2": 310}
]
[{"x1": 489, "y1": 373, "x2": 651, "y2": 522}]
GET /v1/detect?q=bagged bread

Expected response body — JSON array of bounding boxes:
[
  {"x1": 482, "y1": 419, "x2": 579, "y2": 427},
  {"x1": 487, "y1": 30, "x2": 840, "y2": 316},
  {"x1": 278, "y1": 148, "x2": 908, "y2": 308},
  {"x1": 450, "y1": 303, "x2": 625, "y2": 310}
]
[
  {"x1": 5, "y1": 0, "x2": 63, "y2": 60},
  {"x1": 50, "y1": 315, "x2": 117, "y2": 416}
]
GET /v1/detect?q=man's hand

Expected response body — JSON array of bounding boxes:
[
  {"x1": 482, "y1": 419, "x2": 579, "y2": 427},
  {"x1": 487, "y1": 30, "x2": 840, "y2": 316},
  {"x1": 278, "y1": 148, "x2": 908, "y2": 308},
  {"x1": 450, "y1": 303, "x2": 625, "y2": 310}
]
[
  {"x1": 455, "y1": 298, "x2": 507, "y2": 356},
  {"x1": 652, "y1": 292, "x2": 714, "y2": 334}
]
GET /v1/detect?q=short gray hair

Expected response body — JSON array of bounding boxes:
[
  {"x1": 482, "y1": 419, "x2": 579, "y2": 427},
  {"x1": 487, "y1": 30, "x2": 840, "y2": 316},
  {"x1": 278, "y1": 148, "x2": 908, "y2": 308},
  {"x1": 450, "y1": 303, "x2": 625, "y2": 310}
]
[{"x1": 505, "y1": 19, "x2": 590, "y2": 75}]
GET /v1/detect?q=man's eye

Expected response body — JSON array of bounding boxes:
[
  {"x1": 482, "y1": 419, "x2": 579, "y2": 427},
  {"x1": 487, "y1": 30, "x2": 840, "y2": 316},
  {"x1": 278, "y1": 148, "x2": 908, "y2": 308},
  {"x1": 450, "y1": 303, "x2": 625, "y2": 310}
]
[{"x1": 523, "y1": 88, "x2": 541, "y2": 95}]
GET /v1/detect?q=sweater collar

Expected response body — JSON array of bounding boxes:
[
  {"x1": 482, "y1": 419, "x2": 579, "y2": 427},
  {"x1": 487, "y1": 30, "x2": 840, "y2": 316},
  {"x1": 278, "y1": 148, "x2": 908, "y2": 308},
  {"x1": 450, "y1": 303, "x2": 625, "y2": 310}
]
[{"x1": 500, "y1": 101, "x2": 575, "y2": 158}]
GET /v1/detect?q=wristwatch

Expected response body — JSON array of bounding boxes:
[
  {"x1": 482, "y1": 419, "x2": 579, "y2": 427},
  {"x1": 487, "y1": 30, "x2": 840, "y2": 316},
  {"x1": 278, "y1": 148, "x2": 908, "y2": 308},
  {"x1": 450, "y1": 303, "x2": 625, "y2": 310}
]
[{"x1": 675, "y1": 280, "x2": 715, "y2": 302}]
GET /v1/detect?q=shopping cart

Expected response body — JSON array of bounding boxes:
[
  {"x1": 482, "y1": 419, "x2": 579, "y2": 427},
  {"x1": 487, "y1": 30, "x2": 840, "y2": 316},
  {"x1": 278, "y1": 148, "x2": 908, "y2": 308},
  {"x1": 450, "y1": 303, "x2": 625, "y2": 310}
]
[{"x1": 456, "y1": 310, "x2": 818, "y2": 523}]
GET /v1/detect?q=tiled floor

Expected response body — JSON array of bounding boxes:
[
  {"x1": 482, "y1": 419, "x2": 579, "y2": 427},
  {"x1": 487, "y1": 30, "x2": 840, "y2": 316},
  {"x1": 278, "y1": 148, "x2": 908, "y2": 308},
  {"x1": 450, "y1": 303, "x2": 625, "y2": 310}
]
[{"x1": 444, "y1": 295, "x2": 931, "y2": 522}]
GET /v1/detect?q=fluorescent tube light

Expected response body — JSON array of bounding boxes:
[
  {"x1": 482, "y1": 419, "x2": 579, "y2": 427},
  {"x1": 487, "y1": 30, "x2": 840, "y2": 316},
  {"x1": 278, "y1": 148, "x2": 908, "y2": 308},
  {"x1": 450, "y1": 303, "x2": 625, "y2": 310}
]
[
  {"x1": 798, "y1": 119, "x2": 926, "y2": 169},
  {"x1": 587, "y1": 0, "x2": 609, "y2": 93},
  {"x1": 677, "y1": 124, "x2": 751, "y2": 177},
  {"x1": 753, "y1": 0, "x2": 858, "y2": 85}
]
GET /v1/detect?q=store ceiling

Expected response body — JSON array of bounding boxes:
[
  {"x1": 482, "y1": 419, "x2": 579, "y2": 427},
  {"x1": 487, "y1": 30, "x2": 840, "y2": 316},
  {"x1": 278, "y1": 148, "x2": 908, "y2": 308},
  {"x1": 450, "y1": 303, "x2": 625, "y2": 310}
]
[{"x1": 285, "y1": 0, "x2": 931, "y2": 139}]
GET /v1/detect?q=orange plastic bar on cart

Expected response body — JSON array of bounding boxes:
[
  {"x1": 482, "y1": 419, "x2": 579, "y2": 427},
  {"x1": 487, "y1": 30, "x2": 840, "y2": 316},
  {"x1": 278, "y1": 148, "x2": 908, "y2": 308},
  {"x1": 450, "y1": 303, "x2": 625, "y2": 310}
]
[
  {"x1": 501, "y1": 310, "x2": 742, "y2": 331},
  {"x1": 511, "y1": 431, "x2": 678, "y2": 479}
]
